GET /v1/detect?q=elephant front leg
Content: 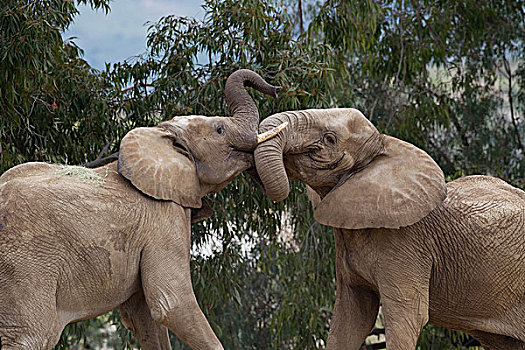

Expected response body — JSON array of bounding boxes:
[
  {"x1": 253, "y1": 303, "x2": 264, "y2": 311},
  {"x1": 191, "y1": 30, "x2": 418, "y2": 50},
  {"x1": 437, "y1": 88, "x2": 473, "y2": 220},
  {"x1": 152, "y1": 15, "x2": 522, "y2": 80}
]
[
  {"x1": 326, "y1": 284, "x2": 380, "y2": 350},
  {"x1": 119, "y1": 289, "x2": 171, "y2": 350},
  {"x1": 140, "y1": 237, "x2": 223, "y2": 350},
  {"x1": 380, "y1": 283, "x2": 430, "y2": 349}
]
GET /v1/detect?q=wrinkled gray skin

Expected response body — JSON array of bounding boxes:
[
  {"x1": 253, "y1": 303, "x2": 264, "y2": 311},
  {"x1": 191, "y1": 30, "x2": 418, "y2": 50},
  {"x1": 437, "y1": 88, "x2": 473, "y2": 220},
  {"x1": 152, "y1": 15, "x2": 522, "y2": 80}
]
[
  {"x1": 254, "y1": 108, "x2": 525, "y2": 350},
  {"x1": 0, "y1": 70, "x2": 279, "y2": 350}
]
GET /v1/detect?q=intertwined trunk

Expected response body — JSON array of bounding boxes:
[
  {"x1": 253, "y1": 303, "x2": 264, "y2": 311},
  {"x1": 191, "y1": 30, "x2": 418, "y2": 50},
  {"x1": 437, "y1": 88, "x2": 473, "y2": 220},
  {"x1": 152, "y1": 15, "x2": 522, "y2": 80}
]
[{"x1": 225, "y1": 69, "x2": 280, "y2": 151}]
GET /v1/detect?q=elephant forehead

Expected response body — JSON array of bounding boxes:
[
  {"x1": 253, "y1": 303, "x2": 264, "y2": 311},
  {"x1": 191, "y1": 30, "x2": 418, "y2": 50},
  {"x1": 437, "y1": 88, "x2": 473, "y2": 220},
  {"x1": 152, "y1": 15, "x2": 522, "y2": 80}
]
[
  {"x1": 314, "y1": 108, "x2": 377, "y2": 137},
  {"x1": 168, "y1": 115, "x2": 214, "y2": 129}
]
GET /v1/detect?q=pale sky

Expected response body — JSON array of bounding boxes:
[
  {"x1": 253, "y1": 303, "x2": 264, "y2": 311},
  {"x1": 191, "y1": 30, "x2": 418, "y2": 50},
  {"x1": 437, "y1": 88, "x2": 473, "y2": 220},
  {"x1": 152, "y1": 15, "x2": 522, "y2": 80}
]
[{"x1": 63, "y1": 0, "x2": 204, "y2": 70}]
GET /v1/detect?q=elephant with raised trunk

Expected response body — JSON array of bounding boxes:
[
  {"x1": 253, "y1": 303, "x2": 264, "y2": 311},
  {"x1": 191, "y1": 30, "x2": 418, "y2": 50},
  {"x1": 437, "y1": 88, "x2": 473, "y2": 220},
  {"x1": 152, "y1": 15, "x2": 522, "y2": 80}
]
[
  {"x1": 254, "y1": 108, "x2": 525, "y2": 349},
  {"x1": 0, "y1": 69, "x2": 285, "y2": 350}
]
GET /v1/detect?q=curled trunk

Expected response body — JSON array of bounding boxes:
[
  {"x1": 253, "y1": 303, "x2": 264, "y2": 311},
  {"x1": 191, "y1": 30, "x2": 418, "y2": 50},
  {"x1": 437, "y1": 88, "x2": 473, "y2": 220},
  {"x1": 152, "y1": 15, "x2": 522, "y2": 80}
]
[{"x1": 225, "y1": 69, "x2": 280, "y2": 150}]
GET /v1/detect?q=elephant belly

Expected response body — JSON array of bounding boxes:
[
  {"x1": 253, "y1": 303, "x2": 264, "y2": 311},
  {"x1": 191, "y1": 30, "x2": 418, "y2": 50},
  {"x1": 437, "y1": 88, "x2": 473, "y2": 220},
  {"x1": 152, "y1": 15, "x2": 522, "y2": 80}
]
[
  {"x1": 427, "y1": 257, "x2": 525, "y2": 340},
  {"x1": 55, "y1": 248, "x2": 142, "y2": 327},
  {"x1": 428, "y1": 295, "x2": 525, "y2": 342}
]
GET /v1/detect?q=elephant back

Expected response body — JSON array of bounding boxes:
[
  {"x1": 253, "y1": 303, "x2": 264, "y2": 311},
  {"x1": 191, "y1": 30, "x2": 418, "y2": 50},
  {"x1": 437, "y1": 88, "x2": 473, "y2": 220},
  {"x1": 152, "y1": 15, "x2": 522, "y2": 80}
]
[{"x1": 444, "y1": 175, "x2": 525, "y2": 228}]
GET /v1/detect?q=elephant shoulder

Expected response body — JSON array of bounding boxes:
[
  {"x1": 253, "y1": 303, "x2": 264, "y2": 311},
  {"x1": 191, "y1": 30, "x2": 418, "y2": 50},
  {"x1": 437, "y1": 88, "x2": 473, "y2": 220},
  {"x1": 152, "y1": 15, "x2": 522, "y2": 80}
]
[
  {"x1": 0, "y1": 162, "x2": 61, "y2": 209},
  {"x1": 0, "y1": 162, "x2": 57, "y2": 185},
  {"x1": 0, "y1": 162, "x2": 142, "y2": 216},
  {"x1": 443, "y1": 175, "x2": 525, "y2": 225}
]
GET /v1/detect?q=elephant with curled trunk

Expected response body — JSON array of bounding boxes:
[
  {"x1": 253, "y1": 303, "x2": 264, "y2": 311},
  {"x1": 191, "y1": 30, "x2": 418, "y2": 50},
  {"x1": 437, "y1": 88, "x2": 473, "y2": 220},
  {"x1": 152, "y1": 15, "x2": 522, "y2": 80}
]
[
  {"x1": 254, "y1": 108, "x2": 525, "y2": 349},
  {"x1": 0, "y1": 69, "x2": 285, "y2": 350}
]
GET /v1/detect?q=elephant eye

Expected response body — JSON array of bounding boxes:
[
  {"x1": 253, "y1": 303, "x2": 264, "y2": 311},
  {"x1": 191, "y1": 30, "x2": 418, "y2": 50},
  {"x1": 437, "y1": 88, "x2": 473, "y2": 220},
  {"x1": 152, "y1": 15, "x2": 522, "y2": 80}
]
[
  {"x1": 216, "y1": 126, "x2": 224, "y2": 135},
  {"x1": 324, "y1": 134, "x2": 336, "y2": 145}
]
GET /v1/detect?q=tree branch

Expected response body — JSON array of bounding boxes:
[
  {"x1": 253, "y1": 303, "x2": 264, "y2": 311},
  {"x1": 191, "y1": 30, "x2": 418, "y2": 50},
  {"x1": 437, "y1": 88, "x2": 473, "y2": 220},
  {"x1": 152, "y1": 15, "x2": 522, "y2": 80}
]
[
  {"x1": 425, "y1": 132, "x2": 455, "y2": 172},
  {"x1": 298, "y1": 0, "x2": 304, "y2": 35},
  {"x1": 83, "y1": 152, "x2": 119, "y2": 168},
  {"x1": 96, "y1": 138, "x2": 114, "y2": 160},
  {"x1": 503, "y1": 55, "x2": 524, "y2": 152},
  {"x1": 414, "y1": 82, "x2": 470, "y2": 148},
  {"x1": 121, "y1": 83, "x2": 154, "y2": 93}
]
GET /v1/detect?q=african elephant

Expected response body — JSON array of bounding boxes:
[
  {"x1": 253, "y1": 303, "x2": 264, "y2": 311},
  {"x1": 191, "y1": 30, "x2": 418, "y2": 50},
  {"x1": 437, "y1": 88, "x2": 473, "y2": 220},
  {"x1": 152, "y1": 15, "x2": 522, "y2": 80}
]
[
  {"x1": 254, "y1": 108, "x2": 525, "y2": 349},
  {"x1": 0, "y1": 70, "x2": 285, "y2": 350}
]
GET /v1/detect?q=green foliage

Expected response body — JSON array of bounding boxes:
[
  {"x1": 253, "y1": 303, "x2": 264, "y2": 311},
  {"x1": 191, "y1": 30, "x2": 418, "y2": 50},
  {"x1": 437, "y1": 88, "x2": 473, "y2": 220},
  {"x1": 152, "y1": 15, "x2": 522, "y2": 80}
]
[
  {"x1": 0, "y1": 0, "x2": 117, "y2": 170},
  {"x1": 1, "y1": 0, "x2": 524, "y2": 349}
]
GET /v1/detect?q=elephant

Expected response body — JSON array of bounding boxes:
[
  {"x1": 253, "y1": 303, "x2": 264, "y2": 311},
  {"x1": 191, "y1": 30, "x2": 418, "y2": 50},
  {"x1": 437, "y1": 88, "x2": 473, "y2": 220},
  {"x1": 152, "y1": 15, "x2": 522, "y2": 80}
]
[
  {"x1": 0, "y1": 69, "x2": 286, "y2": 350},
  {"x1": 254, "y1": 108, "x2": 525, "y2": 349}
]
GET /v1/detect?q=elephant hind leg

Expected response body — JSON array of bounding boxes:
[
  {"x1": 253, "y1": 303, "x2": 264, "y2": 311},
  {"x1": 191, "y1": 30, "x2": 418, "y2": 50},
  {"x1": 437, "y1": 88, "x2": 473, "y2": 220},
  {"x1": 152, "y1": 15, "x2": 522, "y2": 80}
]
[
  {"x1": 119, "y1": 289, "x2": 171, "y2": 350},
  {"x1": 472, "y1": 331, "x2": 525, "y2": 350}
]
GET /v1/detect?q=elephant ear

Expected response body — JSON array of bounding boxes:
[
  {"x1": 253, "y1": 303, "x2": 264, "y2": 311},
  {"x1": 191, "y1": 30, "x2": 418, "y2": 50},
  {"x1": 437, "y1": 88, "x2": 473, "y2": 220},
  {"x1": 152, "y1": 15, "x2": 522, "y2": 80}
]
[
  {"x1": 314, "y1": 135, "x2": 446, "y2": 229},
  {"x1": 118, "y1": 127, "x2": 202, "y2": 208}
]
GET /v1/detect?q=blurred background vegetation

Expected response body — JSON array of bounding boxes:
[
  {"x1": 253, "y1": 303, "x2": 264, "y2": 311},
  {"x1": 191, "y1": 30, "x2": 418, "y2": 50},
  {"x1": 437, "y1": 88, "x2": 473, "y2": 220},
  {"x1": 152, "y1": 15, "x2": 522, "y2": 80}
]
[{"x1": 1, "y1": 0, "x2": 524, "y2": 349}]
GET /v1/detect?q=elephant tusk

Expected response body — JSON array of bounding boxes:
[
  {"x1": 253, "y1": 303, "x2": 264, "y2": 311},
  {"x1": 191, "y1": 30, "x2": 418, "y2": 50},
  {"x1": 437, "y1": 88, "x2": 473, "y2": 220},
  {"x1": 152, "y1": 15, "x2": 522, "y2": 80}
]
[{"x1": 257, "y1": 122, "x2": 288, "y2": 144}]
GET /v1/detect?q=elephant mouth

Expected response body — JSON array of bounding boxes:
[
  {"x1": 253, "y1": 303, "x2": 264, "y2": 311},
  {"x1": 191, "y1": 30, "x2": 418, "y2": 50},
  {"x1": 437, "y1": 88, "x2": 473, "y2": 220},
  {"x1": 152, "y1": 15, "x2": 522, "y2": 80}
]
[
  {"x1": 230, "y1": 146, "x2": 251, "y2": 155},
  {"x1": 228, "y1": 146, "x2": 255, "y2": 165},
  {"x1": 310, "y1": 153, "x2": 345, "y2": 170}
]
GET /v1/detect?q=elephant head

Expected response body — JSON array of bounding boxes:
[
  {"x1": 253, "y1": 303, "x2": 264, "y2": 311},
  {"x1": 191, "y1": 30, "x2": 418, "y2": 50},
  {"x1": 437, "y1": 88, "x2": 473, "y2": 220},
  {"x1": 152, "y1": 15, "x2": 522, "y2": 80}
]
[
  {"x1": 118, "y1": 69, "x2": 285, "y2": 210},
  {"x1": 254, "y1": 108, "x2": 447, "y2": 229}
]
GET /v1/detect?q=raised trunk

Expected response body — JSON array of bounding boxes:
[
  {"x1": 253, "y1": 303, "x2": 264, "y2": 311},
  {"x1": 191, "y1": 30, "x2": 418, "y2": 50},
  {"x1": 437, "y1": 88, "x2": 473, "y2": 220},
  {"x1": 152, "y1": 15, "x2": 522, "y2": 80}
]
[
  {"x1": 254, "y1": 113, "x2": 299, "y2": 202},
  {"x1": 225, "y1": 69, "x2": 280, "y2": 151}
]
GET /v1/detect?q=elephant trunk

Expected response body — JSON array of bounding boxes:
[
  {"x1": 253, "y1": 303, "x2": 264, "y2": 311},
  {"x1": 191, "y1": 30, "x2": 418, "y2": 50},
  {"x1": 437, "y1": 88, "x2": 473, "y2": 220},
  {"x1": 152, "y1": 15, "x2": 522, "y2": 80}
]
[
  {"x1": 254, "y1": 113, "x2": 298, "y2": 202},
  {"x1": 225, "y1": 69, "x2": 280, "y2": 151}
]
